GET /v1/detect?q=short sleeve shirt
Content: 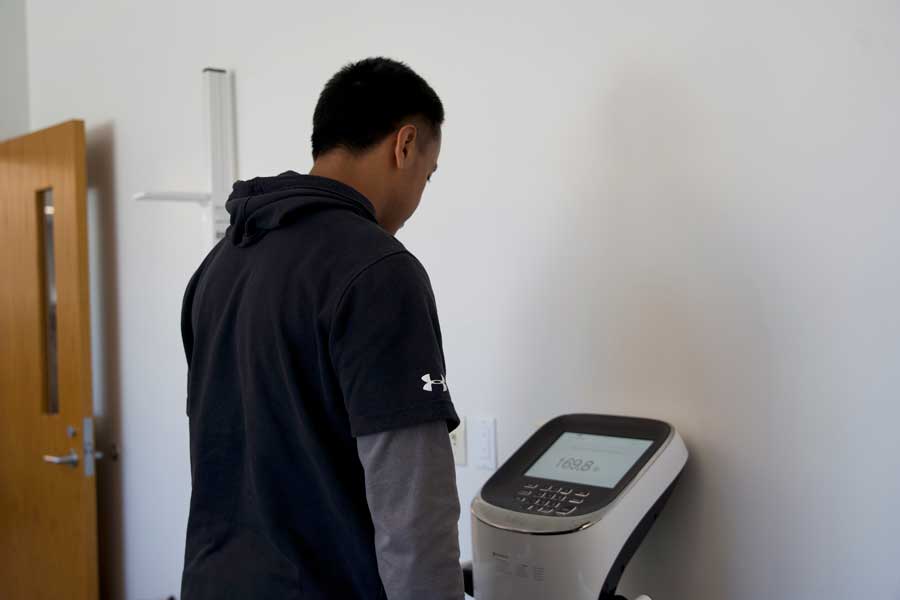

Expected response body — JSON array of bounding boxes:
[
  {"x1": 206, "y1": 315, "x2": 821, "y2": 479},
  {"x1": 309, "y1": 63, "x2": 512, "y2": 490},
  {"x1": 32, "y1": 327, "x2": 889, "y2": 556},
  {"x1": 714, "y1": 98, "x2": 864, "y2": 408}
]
[
  {"x1": 180, "y1": 173, "x2": 459, "y2": 600},
  {"x1": 332, "y1": 252, "x2": 456, "y2": 436}
]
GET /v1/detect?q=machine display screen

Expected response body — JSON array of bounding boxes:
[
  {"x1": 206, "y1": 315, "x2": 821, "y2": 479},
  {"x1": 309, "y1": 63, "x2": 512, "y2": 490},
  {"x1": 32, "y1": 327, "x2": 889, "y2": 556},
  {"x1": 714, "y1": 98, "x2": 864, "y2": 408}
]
[{"x1": 524, "y1": 432, "x2": 654, "y2": 488}]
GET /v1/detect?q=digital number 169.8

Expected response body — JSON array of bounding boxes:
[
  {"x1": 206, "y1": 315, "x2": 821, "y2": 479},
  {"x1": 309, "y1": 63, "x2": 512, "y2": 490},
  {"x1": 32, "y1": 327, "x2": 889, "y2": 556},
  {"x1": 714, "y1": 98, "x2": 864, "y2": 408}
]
[{"x1": 556, "y1": 457, "x2": 594, "y2": 471}]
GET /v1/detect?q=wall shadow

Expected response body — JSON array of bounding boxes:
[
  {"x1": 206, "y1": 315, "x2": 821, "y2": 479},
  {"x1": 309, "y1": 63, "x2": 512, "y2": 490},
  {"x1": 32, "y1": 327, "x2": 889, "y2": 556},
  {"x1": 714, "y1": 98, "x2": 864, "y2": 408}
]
[{"x1": 85, "y1": 120, "x2": 125, "y2": 600}]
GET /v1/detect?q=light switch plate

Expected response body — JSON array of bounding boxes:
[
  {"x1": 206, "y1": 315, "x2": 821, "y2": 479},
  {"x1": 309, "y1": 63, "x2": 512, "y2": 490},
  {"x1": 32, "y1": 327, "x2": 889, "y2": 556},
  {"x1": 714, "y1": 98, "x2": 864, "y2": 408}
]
[
  {"x1": 473, "y1": 417, "x2": 496, "y2": 470},
  {"x1": 449, "y1": 416, "x2": 467, "y2": 466}
]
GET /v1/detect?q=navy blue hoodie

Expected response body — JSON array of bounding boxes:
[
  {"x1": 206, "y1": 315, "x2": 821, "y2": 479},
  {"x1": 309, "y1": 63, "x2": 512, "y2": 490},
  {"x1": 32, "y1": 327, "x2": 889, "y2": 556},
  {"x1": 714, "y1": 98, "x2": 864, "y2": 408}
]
[{"x1": 180, "y1": 171, "x2": 458, "y2": 599}]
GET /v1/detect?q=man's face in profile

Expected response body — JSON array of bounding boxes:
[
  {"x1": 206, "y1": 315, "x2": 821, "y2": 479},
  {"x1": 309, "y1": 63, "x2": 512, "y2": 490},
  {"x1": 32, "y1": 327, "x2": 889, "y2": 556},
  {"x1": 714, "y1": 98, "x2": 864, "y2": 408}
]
[{"x1": 393, "y1": 126, "x2": 441, "y2": 231}]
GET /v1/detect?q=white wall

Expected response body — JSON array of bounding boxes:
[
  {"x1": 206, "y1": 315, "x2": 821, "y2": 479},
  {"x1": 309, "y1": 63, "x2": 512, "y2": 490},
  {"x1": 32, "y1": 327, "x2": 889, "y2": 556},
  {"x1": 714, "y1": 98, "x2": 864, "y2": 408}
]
[
  {"x1": 0, "y1": 0, "x2": 29, "y2": 140},
  {"x1": 24, "y1": 1, "x2": 900, "y2": 599}
]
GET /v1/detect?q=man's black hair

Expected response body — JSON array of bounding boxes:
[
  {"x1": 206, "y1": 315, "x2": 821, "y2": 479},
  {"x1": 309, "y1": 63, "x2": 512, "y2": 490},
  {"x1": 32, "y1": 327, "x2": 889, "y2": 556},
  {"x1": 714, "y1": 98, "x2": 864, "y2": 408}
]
[{"x1": 311, "y1": 57, "x2": 444, "y2": 159}]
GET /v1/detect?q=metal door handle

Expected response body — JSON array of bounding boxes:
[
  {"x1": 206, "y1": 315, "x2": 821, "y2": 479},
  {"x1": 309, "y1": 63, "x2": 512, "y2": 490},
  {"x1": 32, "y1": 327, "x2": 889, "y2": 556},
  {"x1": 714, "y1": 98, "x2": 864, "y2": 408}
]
[
  {"x1": 43, "y1": 449, "x2": 79, "y2": 467},
  {"x1": 43, "y1": 420, "x2": 105, "y2": 475}
]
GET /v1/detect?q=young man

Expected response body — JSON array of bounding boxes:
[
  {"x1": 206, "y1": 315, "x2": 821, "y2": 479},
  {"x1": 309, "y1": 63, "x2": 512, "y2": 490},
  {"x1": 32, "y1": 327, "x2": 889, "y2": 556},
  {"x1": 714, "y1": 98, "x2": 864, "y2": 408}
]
[{"x1": 180, "y1": 57, "x2": 463, "y2": 600}]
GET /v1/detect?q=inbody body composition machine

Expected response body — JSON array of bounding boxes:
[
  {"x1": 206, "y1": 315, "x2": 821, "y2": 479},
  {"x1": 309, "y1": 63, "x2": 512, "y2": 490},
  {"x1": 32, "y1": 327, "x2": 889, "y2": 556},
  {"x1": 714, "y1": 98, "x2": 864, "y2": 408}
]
[{"x1": 465, "y1": 414, "x2": 688, "y2": 600}]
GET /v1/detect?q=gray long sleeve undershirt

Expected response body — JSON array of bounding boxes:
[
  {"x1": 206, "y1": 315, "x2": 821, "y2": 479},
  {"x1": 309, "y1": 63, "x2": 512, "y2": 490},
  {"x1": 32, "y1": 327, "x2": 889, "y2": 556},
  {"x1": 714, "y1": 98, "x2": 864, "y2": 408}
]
[{"x1": 356, "y1": 420, "x2": 465, "y2": 600}]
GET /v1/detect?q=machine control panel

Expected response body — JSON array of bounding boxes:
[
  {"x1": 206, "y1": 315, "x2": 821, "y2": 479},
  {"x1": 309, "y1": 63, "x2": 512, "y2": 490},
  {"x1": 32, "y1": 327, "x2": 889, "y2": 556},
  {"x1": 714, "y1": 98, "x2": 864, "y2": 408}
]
[
  {"x1": 480, "y1": 414, "x2": 671, "y2": 517},
  {"x1": 515, "y1": 483, "x2": 590, "y2": 515}
]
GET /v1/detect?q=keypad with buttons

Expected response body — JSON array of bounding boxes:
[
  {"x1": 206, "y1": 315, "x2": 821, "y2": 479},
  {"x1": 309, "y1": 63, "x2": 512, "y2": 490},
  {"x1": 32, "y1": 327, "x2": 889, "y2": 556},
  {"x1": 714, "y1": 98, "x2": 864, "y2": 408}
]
[{"x1": 515, "y1": 484, "x2": 592, "y2": 516}]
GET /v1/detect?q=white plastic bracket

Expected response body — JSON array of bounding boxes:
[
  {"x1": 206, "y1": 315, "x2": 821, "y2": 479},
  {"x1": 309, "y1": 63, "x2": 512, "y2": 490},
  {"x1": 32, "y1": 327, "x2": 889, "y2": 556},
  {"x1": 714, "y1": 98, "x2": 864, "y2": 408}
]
[{"x1": 133, "y1": 67, "x2": 237, "y2": 242}]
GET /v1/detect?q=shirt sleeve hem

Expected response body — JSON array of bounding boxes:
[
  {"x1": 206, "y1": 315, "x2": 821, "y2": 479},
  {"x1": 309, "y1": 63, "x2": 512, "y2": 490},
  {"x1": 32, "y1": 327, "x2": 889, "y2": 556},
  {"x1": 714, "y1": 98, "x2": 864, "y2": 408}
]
[{"x1": 350, "y1": 399, "x2": 460, "y2": 437}]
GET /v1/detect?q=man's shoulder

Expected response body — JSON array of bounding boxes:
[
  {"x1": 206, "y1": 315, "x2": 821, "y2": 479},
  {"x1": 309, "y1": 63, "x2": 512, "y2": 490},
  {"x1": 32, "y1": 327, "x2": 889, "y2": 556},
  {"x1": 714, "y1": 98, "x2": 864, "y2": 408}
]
[
  {"x1": 321, "y1": 210, "x2": 413, "y2": 273},
  {"x1": 275, "y1": 208, "x2": 430, "y2": 298}
]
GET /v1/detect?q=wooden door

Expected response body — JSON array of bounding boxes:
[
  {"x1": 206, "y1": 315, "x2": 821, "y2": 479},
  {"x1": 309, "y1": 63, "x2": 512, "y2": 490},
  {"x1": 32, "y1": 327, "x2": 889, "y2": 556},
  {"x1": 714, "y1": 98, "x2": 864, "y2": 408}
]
[{"x1": 0, "y1": 120, "x2": 99, "y2": 600}]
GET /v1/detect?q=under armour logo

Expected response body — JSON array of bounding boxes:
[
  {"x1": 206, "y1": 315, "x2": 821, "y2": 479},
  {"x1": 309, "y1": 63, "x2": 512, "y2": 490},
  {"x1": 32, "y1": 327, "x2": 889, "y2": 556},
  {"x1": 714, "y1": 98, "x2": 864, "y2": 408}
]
[{"x1": 421, "y1": 373, "x2": 448, "y2": 392}]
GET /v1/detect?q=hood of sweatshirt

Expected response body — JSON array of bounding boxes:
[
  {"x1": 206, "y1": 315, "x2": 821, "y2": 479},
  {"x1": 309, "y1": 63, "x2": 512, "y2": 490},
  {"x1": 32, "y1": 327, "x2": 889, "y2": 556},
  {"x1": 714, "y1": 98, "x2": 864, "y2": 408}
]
[{"x1": 224, "y1": 171, "x2": 377, "y2": 247}]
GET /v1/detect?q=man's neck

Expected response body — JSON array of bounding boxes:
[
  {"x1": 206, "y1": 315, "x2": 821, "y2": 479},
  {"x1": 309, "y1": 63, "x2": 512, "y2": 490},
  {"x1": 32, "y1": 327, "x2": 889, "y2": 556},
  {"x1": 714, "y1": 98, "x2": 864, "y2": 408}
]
[{"x1": 309, "y1": 151, "x2": 390, "y2": 226}]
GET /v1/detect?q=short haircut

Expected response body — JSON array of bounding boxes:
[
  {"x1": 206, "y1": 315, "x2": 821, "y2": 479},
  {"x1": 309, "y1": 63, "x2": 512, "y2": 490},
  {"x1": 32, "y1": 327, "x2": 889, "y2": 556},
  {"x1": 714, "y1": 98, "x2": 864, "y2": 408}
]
[{"x1": 311, "y1": 57, "x2": 444, "y2": 159}]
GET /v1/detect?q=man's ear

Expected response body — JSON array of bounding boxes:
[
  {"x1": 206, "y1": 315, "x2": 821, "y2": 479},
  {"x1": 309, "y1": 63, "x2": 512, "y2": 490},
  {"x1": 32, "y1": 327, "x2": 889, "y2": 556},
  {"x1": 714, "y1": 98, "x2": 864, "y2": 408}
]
[{"x1": 393, "y1": 124, "x2": 418, "y2": 169}]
